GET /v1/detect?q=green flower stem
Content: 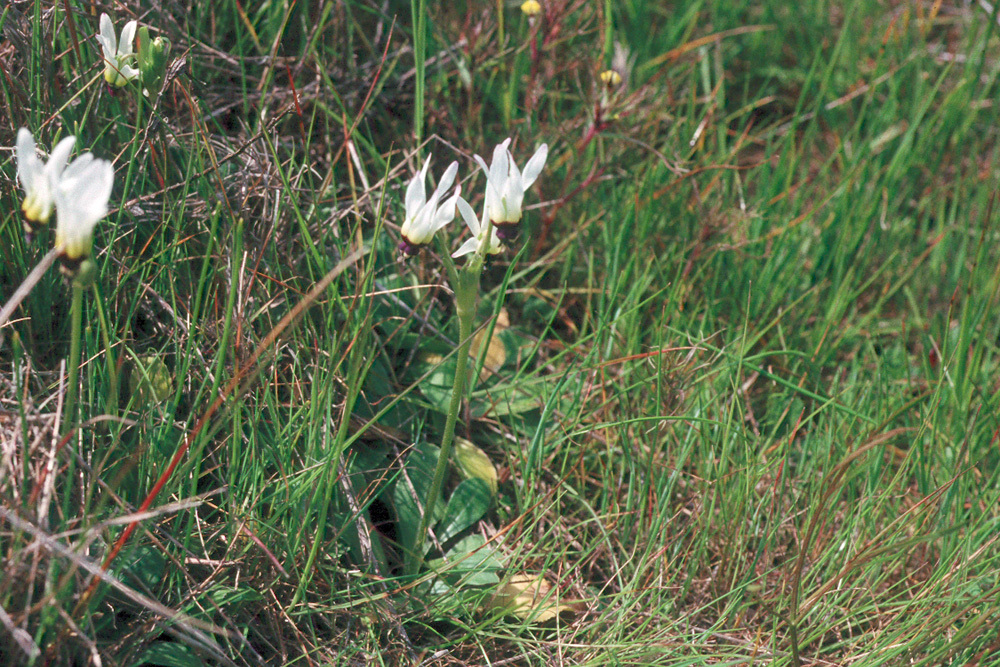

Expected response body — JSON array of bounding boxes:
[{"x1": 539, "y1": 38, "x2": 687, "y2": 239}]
[
  {"x1": 407, "y1": 265, "x2": 480, "y2": 575},
  {"x1": 407, "y1": 223, "x2": 493, "y2": 576},
  {"x1": 92, "y1": 283, "x2": 118, "y2": 416},
  {"x1": 63, "y1": 280, "x2": 85, "y2": 436}
]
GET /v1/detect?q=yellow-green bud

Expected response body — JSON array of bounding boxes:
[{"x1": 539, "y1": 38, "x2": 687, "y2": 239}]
[
  {"x1": 138, "y1": 26, "x2": 171, "y2": 98},
  {"x1": 129, "y1": 354, "x2": 174, "y2": 405}
]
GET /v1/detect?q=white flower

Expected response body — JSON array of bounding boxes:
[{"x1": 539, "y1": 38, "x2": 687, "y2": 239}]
[
  {"x1": 96, "y1": 13, "x2": 139, "y2": 87},
  {"x1": 16, "y1": 128, "x2": 76, "y2": 226},
  {"x1": 452, "y1": 197, "x2": 503, "y2": 258},
  {"x1": 54, "y1": 155, "x2": 115, "y2": 262},
  {"x1": 472, "y1": 138, "x2": 548, "y2": 239},
  {"x1": 399, "y1": 159, "x2": 460, "y2": 254}
]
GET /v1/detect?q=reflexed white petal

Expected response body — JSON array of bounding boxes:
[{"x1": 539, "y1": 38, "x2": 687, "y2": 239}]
[
  {"x1": 61, "y1": 153, "x2": 95, "y2": 181},
  {"x1": 489, "y1": 139, "x2": 510, "y2": 189},
  {"x1": 502, "y1": 163, "x2": 524, "y2": 221},
  {"x1": 46, "y1": 136, "x2": 77, "y2": 178},
  {"x1": 453, "y1": 197, "x2": 502, "y2": 257},
  {"x1": 432, "y1": 188, "x2": 461, "y2": 233},
  {"x1": 16, "y1": 128, "x2": 41, "y2": 192},
  {"x1": 119, "y1": 64, "x2": 140, "y2": 80},
  {"x1": 431, "y1": 161, "x2": 458, "y2": 203},
  {"x1": 456, "y1": 196, "x2": 481, "y2": 235},
  {"x1": 119, "y1": 20, "x2": 137, "y2": 56},
  {"x1": 55, "y1": 159, "x2": 114, "y2": 258},
  {"x1": 98, "y1": 14, "x2": 117, "y2": 60},
  {"x1": 451, "y1": 236, "x2": 480, "y2": 258},
  {"x1": 17, "y1": 130, "x2": 77, "y2": 224},
  {"x1": 472, "y1": 153, "x2": 491, "y2": 179},
  {"x1": 405, "y1": 159, "x2": 430, "y2": 218},
  {"x1": 521, "y1": 144, "x2": 548, "y2": 189}
]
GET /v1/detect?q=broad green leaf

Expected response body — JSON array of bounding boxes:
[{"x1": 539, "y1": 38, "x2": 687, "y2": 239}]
[
  {"x1": 132, "y1": 642, "x2": 204, "y2": 667},
  {"x1": 393, "y1": 441, "x2": 443, "y2": 555},
  {"x1": 121, "y1": 546, "x2": 167, "y2": 593},
  {"x1": 443, "y1": 535, "x2": 503, "y2": 586},
  {"x1": 438, "y1": 478, "x2": 492, "y2": 544}
]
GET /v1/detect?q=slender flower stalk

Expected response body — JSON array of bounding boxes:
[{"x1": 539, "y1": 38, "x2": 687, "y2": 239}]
[
  {"x1": 96, "y1": 13, "x2": 139, "y2": 88},
  {"x1": 406, "y1": 253, "x2": 481, "y2": 575},
  {"x1": 54, "y1": 153, "x2": 114, "y2": 435}
]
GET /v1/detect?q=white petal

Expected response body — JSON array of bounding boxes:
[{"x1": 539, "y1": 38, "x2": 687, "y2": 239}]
[
  {"x1": 55, "y1": 159, "x2": 114, "y2": 252},
  {"x1": 432, "y1": 161, "x2": 458, "y2": 202},
  {"x1": 456, "y1": 196, "x2": 481, "y2": 235},
  {"x1": 98, "y1": 13, "x2": 117, "y2": 58},
  {"x1": 46, "y1": 135, "x2": 77, "y2": 178},
  {"x1": 432, "y1": 187, "x2": 461, "y2": 233},
  {"x1": 473, "y1": 153, "x2": 491, "y2": 178},
  {"x1": 489, "y1": 139, "x2": 510, "y2": 190},
  {"x1": 521, "y1": 144, "x2": 548, "y2": 189},
  {"x1": 16, "y1": 128, "x2": 41, "y2": 191},
  {"x1": 61, "y1": 153, "x2": 95, "y2": 181},
  {"x1": 451, "y1": 236, "x2": 480, "y2": 258},
  {"x1": 404, "y1": 159, "x2": 430, "y2": 217},
  {"x1": 119, "y1": 21, "x2": 137, "y2": 57},
  {"x1": 119, "y1": 64, "x2": 140, "y2": 81}
]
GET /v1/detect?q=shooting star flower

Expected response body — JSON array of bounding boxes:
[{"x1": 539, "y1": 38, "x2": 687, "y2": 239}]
[
  {"x1": 16, "y1": 128, "x2": 76, "y2": 233},
  {"x1": 473, "y1": 138, "x2": 548, "y2": 240},
  {"x1": 54, "y1": 155, "x2": 115, "y2": 273},
  {"x1": 96, "y1": 13, "x2": 139, "y2": 87},
  {"x1": 399, "y1": 158, "x2": 460, "y2": 255}
]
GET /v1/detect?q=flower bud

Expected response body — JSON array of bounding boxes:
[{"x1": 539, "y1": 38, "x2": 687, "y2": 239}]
[
  {"x1": 138, "y1": 26, "x2": 172, "y2": 98},
  {"x1": 129, "y1": 354, "x2": 174, "y2": 405}
]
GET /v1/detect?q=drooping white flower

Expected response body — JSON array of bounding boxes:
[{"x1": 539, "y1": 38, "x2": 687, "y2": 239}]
[
  {"x1": 96, "y1": 13, "x2": 139, "y2": 87},
  {"x1": 16, "y1": 128, "x2": 77, "y2": 228},
  {"x1": 452, "y1": 197, "x2": 503, "y2": 258},
  {"x1": 54, "y1": 155, "x2": 115, "y2": 264},
  {"x1": 472, "y1": 138, "x2": 548, "y2": 240},
  {"x1": 399, "y1": 159, "x2": 460, "y2": 255}
]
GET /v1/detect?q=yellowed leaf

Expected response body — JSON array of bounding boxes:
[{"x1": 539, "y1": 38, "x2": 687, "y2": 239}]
[
  {"x1": 469, "y1": 309, "x2": 509, "y2": 381},
  {"x1": 486, "y1": 573, "x2": 581, "y2": 622},
  {"x1": 453, "y1": 437, "x2": 498, "y2": 494}
]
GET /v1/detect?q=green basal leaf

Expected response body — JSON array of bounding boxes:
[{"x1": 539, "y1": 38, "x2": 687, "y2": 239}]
[
  {"x1": 438, "y1": 478, "x2": 492, "y2": 544},
  {"x1": 393, "y1": 441, "x2": 443, "y2": 556},
  {"x1": 132, "y1": 643, "x2": 203, "y2": 667}
]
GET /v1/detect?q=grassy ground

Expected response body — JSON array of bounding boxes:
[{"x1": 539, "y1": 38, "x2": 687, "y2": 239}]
[{"x1": 3, "y1": 0, "x2": 1000, "y2": 664}]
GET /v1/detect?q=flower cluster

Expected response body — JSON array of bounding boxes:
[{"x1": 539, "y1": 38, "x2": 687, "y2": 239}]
[
  {"x1": 15, "y1": 129, "x2": 114, "y2": 272},
  {"x1": 398, "y1": 139, "x2": 548, "y2": 260}
]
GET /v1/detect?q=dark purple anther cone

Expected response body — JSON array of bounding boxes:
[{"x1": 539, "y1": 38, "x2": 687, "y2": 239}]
[
  {"x1": 495, "y1": 223, "x2": 519, "y2": 241},
  {"x1": 398, "y1": 238, "x2": 422, "y2": 255}
]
